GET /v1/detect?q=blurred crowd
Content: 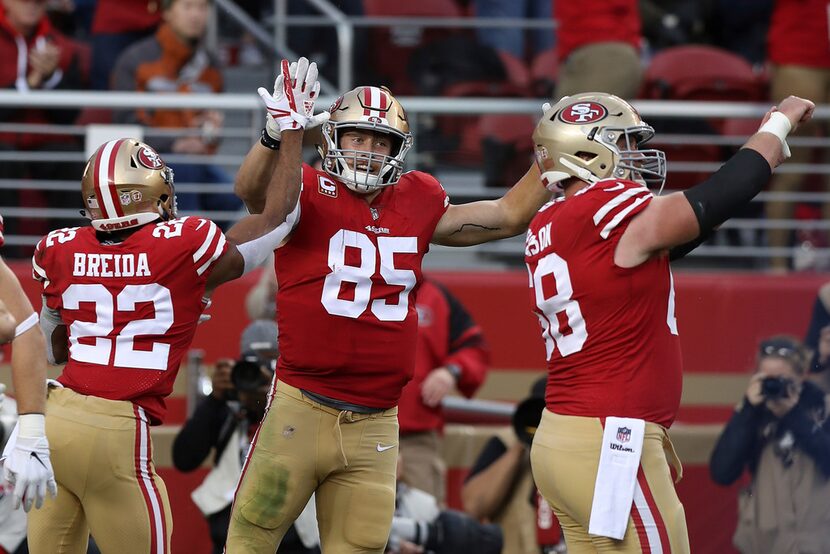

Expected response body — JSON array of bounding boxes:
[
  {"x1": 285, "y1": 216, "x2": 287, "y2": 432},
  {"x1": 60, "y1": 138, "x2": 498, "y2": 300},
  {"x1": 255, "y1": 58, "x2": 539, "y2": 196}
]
[{"x1": 0, "y1": 0, "x2": 827, "y2": 267}]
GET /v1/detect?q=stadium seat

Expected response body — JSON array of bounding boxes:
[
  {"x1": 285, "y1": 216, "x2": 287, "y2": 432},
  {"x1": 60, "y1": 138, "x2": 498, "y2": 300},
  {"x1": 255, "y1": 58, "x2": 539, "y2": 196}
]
[
  {"x1": 363, "y1": 0, "x2": 464, "y2": 94},
  {"x1": 479, "y1": 114, "x2": 535, "y2": 187},
  {"x1": 641, "y1": 45, "x2": 767, "y2": 102},
  {"x1": 530, "y1": 48, "x2": 558, "y2": 97},
  {"x1": 497, "y1": 51, "x2": 531, "y2": 90}
]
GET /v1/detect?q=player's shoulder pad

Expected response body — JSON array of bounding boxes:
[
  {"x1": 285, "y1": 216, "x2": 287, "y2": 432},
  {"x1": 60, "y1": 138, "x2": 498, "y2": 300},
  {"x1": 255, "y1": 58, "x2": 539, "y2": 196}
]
[
  {"x1": 33, "y1": 226, "x2": 87, "y2": 281},
  {"x1": 577, "y1": 179, "x2": 653, "y2": 240},
  {"x1": 153, "y1": 216, "x2": 227, "y2": 275},
  {"x1": 401, "y1": 170, "x2": 448, "y2": 205}
]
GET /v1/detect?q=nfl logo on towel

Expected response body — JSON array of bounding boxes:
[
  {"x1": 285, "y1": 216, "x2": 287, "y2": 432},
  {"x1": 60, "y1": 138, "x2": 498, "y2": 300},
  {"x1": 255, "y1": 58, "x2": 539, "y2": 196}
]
[{"x1": 616, "y1": 427, "x2": 631, "y2": 443}]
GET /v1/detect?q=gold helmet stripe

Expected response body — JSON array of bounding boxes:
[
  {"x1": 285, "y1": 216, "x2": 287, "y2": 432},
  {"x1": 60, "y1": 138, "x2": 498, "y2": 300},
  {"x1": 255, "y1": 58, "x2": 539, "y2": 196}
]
[{"x1": 93, "y1": 139, "x2": 127, "y2": 220}]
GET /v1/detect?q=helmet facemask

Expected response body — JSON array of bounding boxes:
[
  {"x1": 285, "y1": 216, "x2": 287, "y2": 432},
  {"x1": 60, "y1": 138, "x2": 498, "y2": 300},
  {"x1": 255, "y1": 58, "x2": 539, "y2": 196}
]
[
  {"x1": 322, "y1": 121, "x2": 413, "y2": 194},
  {"x1": 595, "y1": 125, "x2": 667, "y2": 194},
  {"x1": 319, "y1": 86, "x2": 413, "y2": 194}
]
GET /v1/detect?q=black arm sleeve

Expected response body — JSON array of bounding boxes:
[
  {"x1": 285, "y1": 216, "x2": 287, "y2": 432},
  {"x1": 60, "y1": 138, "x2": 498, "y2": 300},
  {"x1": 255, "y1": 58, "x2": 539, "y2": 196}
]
[
  {"x1": 709, "y1": 399, "x2": 764, "y2": 485},
  {"x1": 683, "y1": 148, "x2": 772, "y2": 236},
  {"x1": 172, "y1": 395, "x2": 231, "y2": 472},
  {"x1": 668, "y1": 230, "x2": 713, "y2": 261}
]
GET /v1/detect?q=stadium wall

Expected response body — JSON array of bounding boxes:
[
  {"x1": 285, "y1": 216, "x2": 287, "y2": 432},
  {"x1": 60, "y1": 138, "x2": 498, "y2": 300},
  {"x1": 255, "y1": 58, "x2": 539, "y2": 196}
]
[{"x1": 4, "y1": 261, "x2": 827, "y2": 553}]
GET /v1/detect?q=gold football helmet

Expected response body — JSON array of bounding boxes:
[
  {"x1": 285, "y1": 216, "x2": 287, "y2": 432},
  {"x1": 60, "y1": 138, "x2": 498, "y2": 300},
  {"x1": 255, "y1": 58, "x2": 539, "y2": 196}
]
[
  {"x1": 319, "y1": 86, "x2": 413, "y2": 193},
  {"x1": 533, "y1": 92, "x2": 666, "y2": 192},
  {"x1": 81, "y1": 139, "x2": 176, "y2": 231}
]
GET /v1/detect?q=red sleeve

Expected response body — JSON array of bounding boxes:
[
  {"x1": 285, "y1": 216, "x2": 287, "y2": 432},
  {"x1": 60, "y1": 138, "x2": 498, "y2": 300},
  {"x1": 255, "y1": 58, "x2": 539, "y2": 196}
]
[
  {"x1": 177, "y1": 217, "x2": 228, "y2": 279},
  {"x1": 435, "y1": 283, "x2": 490, "y2": 398}
]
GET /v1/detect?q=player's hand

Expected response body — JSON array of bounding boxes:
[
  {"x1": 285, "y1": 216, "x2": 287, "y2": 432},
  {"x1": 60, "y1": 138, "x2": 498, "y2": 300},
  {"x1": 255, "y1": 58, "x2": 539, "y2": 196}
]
[
  {"x1": 775, "y1": 96, "x2": 815, "y2": 132},
  {"x1": 258, "y1": 57, "x2": 328, "y2": 134},
  {"x1": 421, "y1": 367, "x2": 456, "y2": 408},
  {"x1": 211, "y1": 358, "x2": 234, "y2": 400},
  {"x1": 1, "y1": 415, "x2": 57, "y2": 511}
]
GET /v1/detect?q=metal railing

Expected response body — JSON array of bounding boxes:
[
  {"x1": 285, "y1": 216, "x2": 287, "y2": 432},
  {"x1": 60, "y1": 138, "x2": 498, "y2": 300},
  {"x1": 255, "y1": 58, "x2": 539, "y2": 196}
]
[{"x1": 2, "y1": 90, "x2": 828, "y2": 267}]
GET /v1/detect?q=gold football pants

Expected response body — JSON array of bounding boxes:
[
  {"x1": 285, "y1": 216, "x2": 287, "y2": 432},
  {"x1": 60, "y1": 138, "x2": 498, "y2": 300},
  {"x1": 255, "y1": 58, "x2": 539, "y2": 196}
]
[
  {"x1": 226, "y1": 380, "x2": 399, "y2": 553},
  {"x1": 530, "y1": 410, "x2": 690, "y2": 553},
  {"x1": 27, "y1": 387, "x2": 171, "y2": 554}
]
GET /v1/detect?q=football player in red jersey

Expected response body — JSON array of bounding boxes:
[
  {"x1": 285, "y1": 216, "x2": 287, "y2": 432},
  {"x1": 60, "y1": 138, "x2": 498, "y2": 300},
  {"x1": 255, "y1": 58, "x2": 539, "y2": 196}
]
[
  {"x1": 0, "y1": 213, "x2": 58, "y2": 515},
  {"x1": 22, "y1": 58, "x2": 320, "y2": 554},
  {"x1": 226, "y1": 60, "x2": 550, "y2": 553},
  {"x1": 525, "y1": 92, "x2": 814, "y2": 553}
]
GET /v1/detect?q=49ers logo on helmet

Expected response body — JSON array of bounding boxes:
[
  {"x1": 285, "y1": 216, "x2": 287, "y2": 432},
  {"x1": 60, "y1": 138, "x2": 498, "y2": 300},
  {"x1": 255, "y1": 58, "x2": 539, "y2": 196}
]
[
  {"x1": 137, "y1": 146, "x2": 163, "y2": 170},
  {"x1": 558, "y1": 102, "x2": 608, "y2": 124}
]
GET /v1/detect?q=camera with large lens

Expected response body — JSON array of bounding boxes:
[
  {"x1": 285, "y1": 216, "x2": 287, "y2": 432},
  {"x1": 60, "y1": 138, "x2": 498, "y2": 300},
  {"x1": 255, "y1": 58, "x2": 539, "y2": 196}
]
[
  {"x1": 231, "y1": 357, "x2": 272, "y2": 392},
  {"x1": 761, "y1": 376, "x2": 792, "y2": 399}
]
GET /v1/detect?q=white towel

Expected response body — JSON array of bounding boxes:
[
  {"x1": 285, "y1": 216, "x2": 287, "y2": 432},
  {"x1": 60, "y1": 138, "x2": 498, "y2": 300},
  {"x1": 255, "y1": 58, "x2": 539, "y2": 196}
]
[{"x1": 588, "y1": 416, "x2": 645, "y2": 540}]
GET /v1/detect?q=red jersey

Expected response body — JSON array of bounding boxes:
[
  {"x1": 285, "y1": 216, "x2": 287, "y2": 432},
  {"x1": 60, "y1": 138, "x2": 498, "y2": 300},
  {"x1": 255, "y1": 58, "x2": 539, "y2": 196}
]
[
  {"x1": 556, "y1": 0, "x2": 641, "y2": 62},
  {"x1": 275, "y1": 164, "x2": 449, "y2": 408},
  {"x1": 398, "y1": 279, "x2": 489, "y2": 434},
  {"x1": 768, "y1": 0, "x2": 830, "y2": 68},
  {"x1": 33, "y1": 218, "x2": 228, "y2": 424},
  {"x1": 524, "y1": 180, "x2": 682, "y2": 428}
]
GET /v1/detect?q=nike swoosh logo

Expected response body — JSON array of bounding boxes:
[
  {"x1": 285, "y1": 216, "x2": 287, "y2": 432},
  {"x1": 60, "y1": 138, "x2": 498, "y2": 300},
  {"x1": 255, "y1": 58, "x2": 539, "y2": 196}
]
[
  {"x1": 30, "y1": 452, "x2": 47, "y2": 470},
  {"x1": 603, "y1": 183, "x2": 625, "y2": 192},
  {"x1": 376, "y1": 443, "x2": 396, "y2": 452}
]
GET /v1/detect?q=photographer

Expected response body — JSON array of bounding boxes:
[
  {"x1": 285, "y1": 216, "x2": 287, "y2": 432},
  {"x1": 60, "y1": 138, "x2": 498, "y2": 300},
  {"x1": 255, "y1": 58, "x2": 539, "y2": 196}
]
[
  {"x1": 173, "y1": 321, "x2": 319, "y2": 553},
  {"x1": 462, "y1": 377, "x2": 563, "y2": 554},
  {"x1": 709, "y1": 336, "x2": 830, "y2": 554}
]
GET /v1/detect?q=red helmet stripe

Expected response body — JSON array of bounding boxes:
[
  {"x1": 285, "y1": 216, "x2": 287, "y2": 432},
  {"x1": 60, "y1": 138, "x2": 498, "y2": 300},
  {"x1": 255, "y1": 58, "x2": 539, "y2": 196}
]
[
  {"x1": 378, "y1": 88, "x2": 388, "y2": 111},
  {"x1": 93, "y1": 139, "x2": 126, "y2": 219},
  {"x1": 106, "y1": 139, "x2": 126, "y2": 217},
  {"x1": 362, "y1": 87, "x2": 372, "y2": 117}
]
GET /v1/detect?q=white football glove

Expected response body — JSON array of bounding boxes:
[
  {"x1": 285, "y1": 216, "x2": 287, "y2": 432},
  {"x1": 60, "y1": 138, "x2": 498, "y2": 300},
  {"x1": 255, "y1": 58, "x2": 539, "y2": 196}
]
[
  {"x1": 1, "y1": 414, "x2": 57, "y2": 511},
  {"x1": 261, "y1": 57, "x2": 329, "y2": 139}
]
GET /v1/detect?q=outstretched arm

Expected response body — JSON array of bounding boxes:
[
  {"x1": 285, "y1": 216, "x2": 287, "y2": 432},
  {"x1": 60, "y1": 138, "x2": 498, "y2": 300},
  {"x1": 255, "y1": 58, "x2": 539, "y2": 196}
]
[
  {"x1": 432, "y1": 164, "x2": 550, "y2": 246},
  {"x1": 206, "y1": 128, "x2": 303, "y2": 292},
  {"x1": 205, "y1": 57, "x2": 322, "y2": 292},
  {"x1": 616, "y1": 95, "x2": 816, "y2": 267}
]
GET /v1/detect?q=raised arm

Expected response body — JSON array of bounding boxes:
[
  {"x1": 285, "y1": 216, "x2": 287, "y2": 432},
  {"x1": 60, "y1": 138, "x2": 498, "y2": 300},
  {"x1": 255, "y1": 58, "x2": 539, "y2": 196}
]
[
  {"x1": 432, "y1": 164, "x2": 550, "y2": 246},
  {"x1": 616, "y1": 95, "x2": 816, "y2": 267},
  {"x1": 206, "y1": 57, "x2": 324, "y2": 292},
  {"x1": 234, "y1": 141, "x2": 279, "y2": 215},
  {"x1": 235, "y1": 57, "x2": 327, "y2": 214}
]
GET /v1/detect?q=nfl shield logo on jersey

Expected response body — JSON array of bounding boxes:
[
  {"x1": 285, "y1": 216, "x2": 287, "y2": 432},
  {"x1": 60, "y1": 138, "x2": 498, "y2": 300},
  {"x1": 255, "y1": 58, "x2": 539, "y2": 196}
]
[{"x1": 616, "y1": 427, "x2": 631, "y2": 443}]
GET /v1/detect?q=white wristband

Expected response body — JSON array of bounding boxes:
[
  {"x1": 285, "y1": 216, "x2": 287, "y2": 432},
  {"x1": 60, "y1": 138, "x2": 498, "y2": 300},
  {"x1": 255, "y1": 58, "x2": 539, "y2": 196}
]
[
  {"x1": 758, "y1": 111, "x2": 792, "y2": 159},
  {"x1": 18, "y1": 413, "x2": 46, "y2": 439},
  {"x1": 14, "y1": 312, "x2": 38, "y2": 337}
]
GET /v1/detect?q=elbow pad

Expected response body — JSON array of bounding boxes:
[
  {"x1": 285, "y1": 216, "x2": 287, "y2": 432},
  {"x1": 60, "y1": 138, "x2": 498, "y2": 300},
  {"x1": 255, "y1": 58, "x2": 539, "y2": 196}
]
[
  {"x1": 237, "y1": 200, "x2": 300, "y2": 275},
  {"x1": 682, "y1": 148, "x2": 771, "y2": 236}
]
